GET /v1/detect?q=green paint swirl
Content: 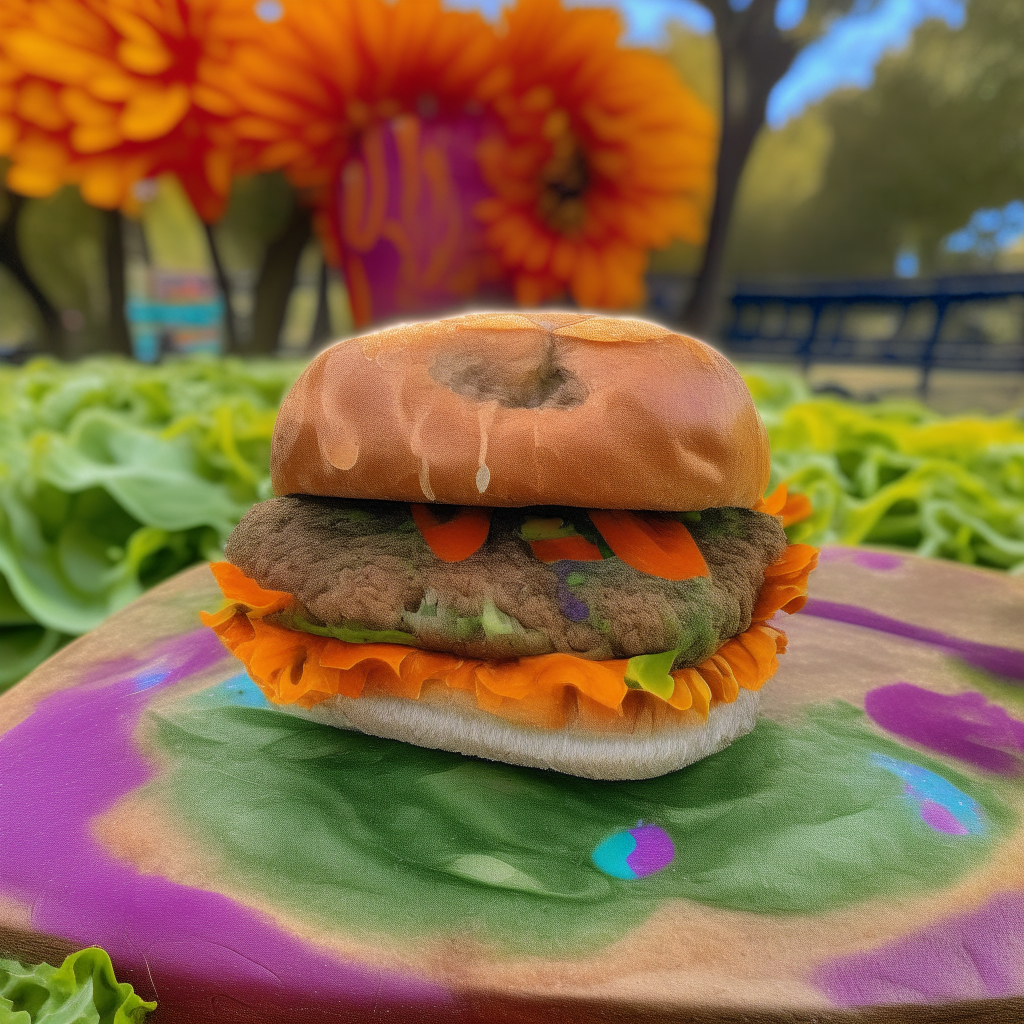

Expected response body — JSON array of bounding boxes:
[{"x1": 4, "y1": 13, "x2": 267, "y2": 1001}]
[{"x1": 145, "y1": 690, "x2": 1012, "y2": 953}]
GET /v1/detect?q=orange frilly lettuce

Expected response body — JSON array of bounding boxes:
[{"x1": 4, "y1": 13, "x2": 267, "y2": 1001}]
[{"x1": 201, "y1": 540, "x2": 818, "y2": 732}]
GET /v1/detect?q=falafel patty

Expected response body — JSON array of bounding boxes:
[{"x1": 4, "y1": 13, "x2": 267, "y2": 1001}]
[{"x1": 225, "y1": 496, "x2": 788, "y2": 668}]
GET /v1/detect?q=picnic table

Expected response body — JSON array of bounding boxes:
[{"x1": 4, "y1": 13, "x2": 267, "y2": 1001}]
[{"x1": 1, "y1": 548, "x2": 1022, "y2": 1022}]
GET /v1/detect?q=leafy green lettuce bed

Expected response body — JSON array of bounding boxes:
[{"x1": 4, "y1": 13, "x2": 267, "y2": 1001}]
[
  {"x1": 0, "y1": 356, "x2": 303, "y2": 689},
  {"x1": 1, "y1": 357, "x2": 1021, "y2": 691},
  {"x1": 746, "y1": 370, "x2": 1024, "y2": 569},
  {"x1": 0, "y1": 947, "x2": 155, "y2": 1023}
]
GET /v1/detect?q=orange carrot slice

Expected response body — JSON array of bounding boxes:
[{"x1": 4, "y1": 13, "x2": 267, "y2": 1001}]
[
  {"x1": 528, "y1": 536, "x2": 604, "y2": 563},
  {"x1": 587, "y1": 510, "x2": 709, "y2": 580},
  {"x1": 780, "y1": 492, "x2": 813, "y2": 527},
  {"x1": 754, "y1": 483, "x2": 813, "y2": 526},
  {"x1": 754, "y1": 482, "x2": 788, "y2": 516},
  {"x1": 411, "y1": 504, "x2": 492, "y2": 561}
]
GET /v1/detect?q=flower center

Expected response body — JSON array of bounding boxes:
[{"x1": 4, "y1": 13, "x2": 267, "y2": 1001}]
[{"x1": 537, "y1": 136, "x2": 589, "y2": 235}]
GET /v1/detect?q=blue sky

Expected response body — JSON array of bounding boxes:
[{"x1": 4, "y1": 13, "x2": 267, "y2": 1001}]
[{"x1": 449, "y1": 0, "x2": 966, "y2": 126}]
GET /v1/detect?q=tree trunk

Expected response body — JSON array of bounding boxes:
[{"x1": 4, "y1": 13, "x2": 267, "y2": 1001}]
[
  {"x1": 308, "y1": 256, "x2": 333, "y2": 350},
  {"x1": 249, "y1": 202, "x2": 312, "y2": 355},
  {"x1": 0, "y1": 192, "x2": 65, "y2": 356},
  {"x1": 202, "y1": 221, "x2": 240, "y2": 354},
  {"x1": 103, "y1": 209, "x2": 133, "y2": 356},
  {"x1": 681, "y1": 0, "x2": 798, "y2": 339}
]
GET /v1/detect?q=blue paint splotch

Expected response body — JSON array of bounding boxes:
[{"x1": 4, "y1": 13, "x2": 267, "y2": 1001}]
[
  {"x1": 219, "y1": 672, "x2": 271, "y2": 708},
  {"x1": 592, "y1": 825, "x2": 675, "y2": 880},
  {"x1": 871, "y1": 753, "x2": 985, "y2": 836},
  {"x1": 132, "y1": 669, "x2": 169, "y2": 692}
]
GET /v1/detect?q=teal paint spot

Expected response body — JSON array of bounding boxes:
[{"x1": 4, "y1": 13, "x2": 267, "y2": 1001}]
[
  {"x1": 592, "y1": 830, "x2": 638, "y2": 879},
  {"x1": 593, "y1": 825, "x2": 675, "y2": 879},
  {"x1": 871, "y1": 752, "x2": 986, "y2": 835},
  {"x1": 144, "y1": 699, "x2": 1012, "y2": 953},
  {"x1": 191, "y1": 672, "x2": 270, "y2": 710}
]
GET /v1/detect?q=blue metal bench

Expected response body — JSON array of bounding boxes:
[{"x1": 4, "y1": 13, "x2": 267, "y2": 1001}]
[{"x1": 647, "y1": 273, "x2": 1024, "y2": 393}]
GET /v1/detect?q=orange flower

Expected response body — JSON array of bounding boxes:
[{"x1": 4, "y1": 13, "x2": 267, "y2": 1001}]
[
  {"x1": 0, "y1": 0, "x2": 255, "y2": 220},
  {"x1": 476, "y1": 0, "x2": 717, "y2": 308},
  {"x1": 218, "y1": 0, "x2": 500, "y2": 203},
  {"x1": 212, "y1": 0, "x2": 715, "y2": 321},
  {"x1": 215, "y1": 0, "x2": 504, "y2": 324}
]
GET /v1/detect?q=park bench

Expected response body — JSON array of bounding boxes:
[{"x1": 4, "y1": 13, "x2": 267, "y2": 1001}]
[{"x1": 647, "y1": 272, "x2": 1024, "y2": 394}]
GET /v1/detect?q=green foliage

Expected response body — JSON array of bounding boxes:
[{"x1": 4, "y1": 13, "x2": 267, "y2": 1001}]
[
  {"x1": 17, "y1": 187, "x2": 109, "y2": 355},
  {"x1": 0, "y1": 947, "x2": 155, "y2": 1023},
  {"x1": 744, "y1": 367, "x2": 1024, "y2": 571},
  {"x1": 0, "y1": 356, "x2": 303, "y2": 689},
  {"x1": 0, "y1": 265, "x2": 40, "y2": 352},
  {"x1": 729, "y1": 0, "x2": 1024, "y2": 276}
]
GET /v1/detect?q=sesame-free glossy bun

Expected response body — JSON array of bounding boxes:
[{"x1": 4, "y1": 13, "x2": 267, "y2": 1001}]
[{"x1": 271, "y1": 311, "x2": 770, "y2": 511}]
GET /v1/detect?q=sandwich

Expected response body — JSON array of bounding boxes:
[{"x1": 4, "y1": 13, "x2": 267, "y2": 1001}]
[{"x1": 202, "y1": 312, "x2": 817, "y2": 779}]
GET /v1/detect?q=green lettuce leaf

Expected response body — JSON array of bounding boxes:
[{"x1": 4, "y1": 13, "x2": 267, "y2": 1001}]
[
  {"x1": 744, "y1": 367, "x2": 1024, "y2": 573},
  {"x1": 624, "y1": 649, "x2": 680, "y2": 700},
  {"x1": 0, "y1": 356, "x2": 303, "y2": 686},
  {"x1": 0, "y1": 947, "x2": 156, "y2": 1023}
]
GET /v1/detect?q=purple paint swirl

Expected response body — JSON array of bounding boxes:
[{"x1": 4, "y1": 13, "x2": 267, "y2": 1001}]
[
  {"x1": 819, "y1": 548, "x2": 904, "y2": 571},
  {"x1": 813, "y1": 892, "x2": 1024, "y2": 1005},
  {"x1": 865, "y1": 684, "x2": 1024, "y2": 775},
  {"x1": 919, "y1": 800, "x2": 970, "y2": 835},
  {"x1": 801, "y1": 599, "x2": 1024, "y2": 681},
  {"x1": 0, "y1": 629, "x2": 447, "y2": 1012}
]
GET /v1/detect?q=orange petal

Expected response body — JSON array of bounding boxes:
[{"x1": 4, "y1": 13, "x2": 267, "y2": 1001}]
[
  {"x1": 119, "y1": 83, "x2": 190, "y2": 141},
  {"x1": 117, "y1": 40, "x2": 172, "y2": 75}
]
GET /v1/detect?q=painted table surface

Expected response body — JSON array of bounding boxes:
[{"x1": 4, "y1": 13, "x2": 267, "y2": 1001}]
[{"x1": 1, "y1": 547, "x2": 1023, "y2": 1024}]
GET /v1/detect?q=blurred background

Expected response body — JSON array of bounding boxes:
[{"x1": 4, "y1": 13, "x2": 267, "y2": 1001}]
[
  {"x1": 3, "y1": 0, "x2": 1024, "y2": 401},
  {"x1": 1, "y1": 0, "x2": 1023, "y2": 688}
]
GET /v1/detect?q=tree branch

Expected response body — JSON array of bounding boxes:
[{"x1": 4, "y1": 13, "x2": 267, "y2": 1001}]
[
  {"x1": 308, "y1": 255, "x2": 332, "y2": 350},
  {"x1": 680, "y1": 1, "x2": 799, "y2": 338}
]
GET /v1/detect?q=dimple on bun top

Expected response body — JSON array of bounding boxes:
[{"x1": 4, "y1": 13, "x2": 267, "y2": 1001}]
[{"x1": 271, "y1": 311, "x2": 771, "y2": 511}]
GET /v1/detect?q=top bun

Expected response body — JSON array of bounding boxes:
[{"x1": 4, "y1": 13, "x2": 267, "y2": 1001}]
[{"x1": 271, "y1": 312, "x2": 770, "y2": 511}]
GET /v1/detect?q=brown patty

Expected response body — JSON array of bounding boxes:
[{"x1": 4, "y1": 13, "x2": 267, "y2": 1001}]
[{"x1": 225, "y1": 497, "x2": 788, "y2": 667}]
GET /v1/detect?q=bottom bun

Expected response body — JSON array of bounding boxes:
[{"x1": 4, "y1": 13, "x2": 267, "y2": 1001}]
[{"x1": 286, "y1": 688, "x2": 761, "y2": 780}]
